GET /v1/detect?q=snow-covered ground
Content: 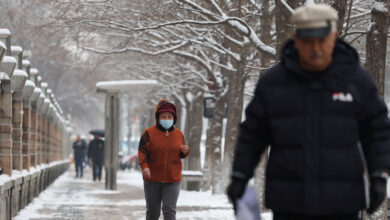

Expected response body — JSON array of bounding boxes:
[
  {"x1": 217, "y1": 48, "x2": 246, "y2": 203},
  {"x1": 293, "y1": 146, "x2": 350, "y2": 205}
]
[
  {"x1": 15, "y1": 163, "x2": 390, "y2": 219},
  {"x1": 15, "y1": 167, "x2": 273, "y2": 220}
]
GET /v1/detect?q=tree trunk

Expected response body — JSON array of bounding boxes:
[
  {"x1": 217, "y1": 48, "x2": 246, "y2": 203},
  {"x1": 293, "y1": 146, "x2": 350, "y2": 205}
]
[
  {"x1": 202, "y1": 91, "x2": 226, "y2": 192},
  {"x1": 127, "y1": 102, "x2": 132, "y2": 154},
  {"x1": 254, "y1": 0, "x2": 273, "y2": 210},
  {"x1": 331, "y1": 0, "x2": 348, "y2": 35},
  {"x1": 184, "y1": 91, "x2": 203, "y2": 171},
  {"x1": 254, "y1": 150, "x2": 268, "y2": 211},
  {"x1": 365, "y1": 1, "x2": 390, "y2": 219},
  {"x1": 274, "y1": 0, "x2": 305, "y2": 58},
  {"x1": 173, "y1": 97, "x2": 183, "y2": 131},
  {"x1": 365, "y1": 0, "x2": 389, "y2": 98},
  {"x1": 220, "y1": 42, "x2": 249, "y2": 194}
]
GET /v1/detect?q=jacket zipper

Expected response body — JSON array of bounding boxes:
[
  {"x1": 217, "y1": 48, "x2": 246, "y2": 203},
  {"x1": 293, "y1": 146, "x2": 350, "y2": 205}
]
[
  {"x1": 162, "y1": 130, "x2": 169, "y2": 183},
  {"x1": 314, "y1": 91, "x2": 320, "y2": 204}
]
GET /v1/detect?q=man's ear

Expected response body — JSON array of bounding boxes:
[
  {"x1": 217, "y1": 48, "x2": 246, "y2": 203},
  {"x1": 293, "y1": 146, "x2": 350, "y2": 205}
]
[{"x1": 333, "y1": 32, "x2": 338, "y2": 42}]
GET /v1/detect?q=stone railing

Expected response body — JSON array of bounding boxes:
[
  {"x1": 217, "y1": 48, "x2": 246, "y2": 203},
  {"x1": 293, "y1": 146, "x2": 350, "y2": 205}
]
[{"x1": 0, "y1": 29, "x2": 72, "y2": 220}]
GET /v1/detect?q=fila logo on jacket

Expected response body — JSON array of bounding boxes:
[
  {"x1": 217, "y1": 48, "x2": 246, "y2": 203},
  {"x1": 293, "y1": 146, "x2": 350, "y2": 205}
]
[{"x1": 332, "y1": 92, "x2": 353, "y2": 102}]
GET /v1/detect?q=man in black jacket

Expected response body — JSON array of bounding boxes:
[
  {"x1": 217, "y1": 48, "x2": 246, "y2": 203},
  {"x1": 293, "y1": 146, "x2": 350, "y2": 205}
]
[
  {"x1": 72, "y1": 134, "x2": 87, "y2": 178},
  {"x1": 88, "y1": 134, "x2": 105, "y2": 181},
  {"x1": 227, "y1": 4, "x2": 390, "y2": 220}
]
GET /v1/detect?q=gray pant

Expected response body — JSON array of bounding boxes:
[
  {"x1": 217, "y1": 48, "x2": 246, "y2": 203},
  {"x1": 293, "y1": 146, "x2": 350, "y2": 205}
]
[{"x1": 143, "y1": 181, "x2": 180, "y2": 220}]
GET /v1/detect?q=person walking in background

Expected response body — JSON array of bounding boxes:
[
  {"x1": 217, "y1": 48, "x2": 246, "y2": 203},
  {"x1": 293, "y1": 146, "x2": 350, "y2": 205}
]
[
  {"x1": 88, "y1": 134, "x2": 104, "y2": 181},
  {"x1": 138, "y1": 99, "x2": 190, "y2": 220},
  {"x1": 72, "y1": 134, "x2": 87, "y2": 178},
  {"x1": 227, "y1": 4, "x2": 390, "y2": 220}
]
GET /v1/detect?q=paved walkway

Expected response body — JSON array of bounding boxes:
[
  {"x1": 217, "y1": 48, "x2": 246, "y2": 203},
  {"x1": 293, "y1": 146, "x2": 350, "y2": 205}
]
[{"x1": 15, "y1": 165, "x2": 235, "y2": 220}]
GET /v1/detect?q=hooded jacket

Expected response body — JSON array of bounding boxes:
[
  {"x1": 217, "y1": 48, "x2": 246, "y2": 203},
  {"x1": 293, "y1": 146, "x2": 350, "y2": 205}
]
[
  {"x1": 138, "y1": 99, "x2": 190, "y2": 183},
  {"x1": 232, "y1": 39, "x2": 390, "y2": 214}
]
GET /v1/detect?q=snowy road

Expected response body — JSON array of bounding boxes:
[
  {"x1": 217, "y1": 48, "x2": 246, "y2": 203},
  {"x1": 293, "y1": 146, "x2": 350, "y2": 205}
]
[{"x1": 15, "y1": 166, "x2": 238, "y2": 220}]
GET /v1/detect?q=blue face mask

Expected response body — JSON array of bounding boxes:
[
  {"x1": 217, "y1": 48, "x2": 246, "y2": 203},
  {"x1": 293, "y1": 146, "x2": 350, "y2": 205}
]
[{"x1": 160, "y1": 120, "x2": 174, "y2": 129}]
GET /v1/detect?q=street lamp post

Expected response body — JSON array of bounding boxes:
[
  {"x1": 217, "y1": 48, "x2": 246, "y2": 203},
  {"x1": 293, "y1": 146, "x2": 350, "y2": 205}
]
[{"x1": 96, "y1": 80, "x2": 158, "y2": 190}]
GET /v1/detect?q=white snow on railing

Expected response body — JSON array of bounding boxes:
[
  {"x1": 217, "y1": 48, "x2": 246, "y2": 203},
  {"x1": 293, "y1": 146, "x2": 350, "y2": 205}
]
[
  {"x1": 41, "y1": 82, "x2": 48, "y2": 88},
  {"x1": 22, "y1": 60, "x2": 30, "y2": 66},
  {"x1": 11, "y1": 46, "x2": 23, "y2": 53},
  {"x1": 13, "y1": 69, "x2": 28, "y2": 77},
  {"x1": 34, "y1": 87, "x2": 42, "y2": 94},
  {"x1": 24, "y1": 79, "x2": 35, "y2": 87},
  {"x1": 0, "y1": 29, "x2": 11, "y2": 35},
  {"x1": 30, "y1": 68, "x2": 38, "y2": 75},
  {"x1": 2, "y1": 56, "x2": 17, "y2": 64},
  {"x1": 0, "y1": 174, "x2": 11, "y2": 185}
]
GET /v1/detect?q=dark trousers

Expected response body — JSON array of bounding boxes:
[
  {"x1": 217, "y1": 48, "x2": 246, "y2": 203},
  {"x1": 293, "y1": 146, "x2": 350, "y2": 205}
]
[
  {"x1": 92, "y1": 161, "x2": 102, "y2": 181},
  {"x1": 273, "y1": 212, "x2": 359, "y2": 220},
  {"x1": 75, "y1": 159, "x2": 83, "y2": 177},
  {"x1": 144, "y1": 181, "x2": 180, "y2": 220}
]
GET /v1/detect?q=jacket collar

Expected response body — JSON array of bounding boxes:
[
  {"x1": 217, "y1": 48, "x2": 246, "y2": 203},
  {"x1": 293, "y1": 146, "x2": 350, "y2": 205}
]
[
  {"x1": 281, "y1": 38, "x2": 359, "y2": 82},
  {"x1": 156, "y1": 124, "x2": 175, "y2": 132}
]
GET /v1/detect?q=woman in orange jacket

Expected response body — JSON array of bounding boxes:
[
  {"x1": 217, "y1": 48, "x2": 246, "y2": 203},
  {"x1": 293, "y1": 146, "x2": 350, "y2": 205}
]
[{"x1": 138, "y1": 99, "x2": 190, "y2": 220}]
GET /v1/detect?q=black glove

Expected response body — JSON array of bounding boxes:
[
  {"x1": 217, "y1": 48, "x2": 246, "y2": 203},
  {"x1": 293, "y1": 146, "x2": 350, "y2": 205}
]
[
  {"x1": 367, "y1": 176, "x2": 387, "y2": 214},
  {"x1": 226, "y1": 178, "x2": 247, "y2": 214}
]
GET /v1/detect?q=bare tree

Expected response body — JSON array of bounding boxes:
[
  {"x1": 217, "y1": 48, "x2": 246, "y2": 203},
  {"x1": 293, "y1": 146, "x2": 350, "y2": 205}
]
[{"x1": 365, "y1": 1, "x2": 390, "y2": 218}]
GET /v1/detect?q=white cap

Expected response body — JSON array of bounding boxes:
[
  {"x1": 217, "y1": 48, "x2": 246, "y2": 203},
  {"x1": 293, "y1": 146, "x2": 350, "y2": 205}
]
[{"x1": 291, "y1": 4, "x2": 338, "y2": 38}]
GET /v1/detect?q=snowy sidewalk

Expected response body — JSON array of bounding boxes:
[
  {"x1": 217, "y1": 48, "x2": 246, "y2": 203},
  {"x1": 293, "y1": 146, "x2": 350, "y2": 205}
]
[{"x1": 15, "y1": 166, "x2": 237, "y2": 220}]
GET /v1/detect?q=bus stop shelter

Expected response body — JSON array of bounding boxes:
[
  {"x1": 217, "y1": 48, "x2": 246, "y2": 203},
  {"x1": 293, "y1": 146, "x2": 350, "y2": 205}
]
[{"x1": 96, "y1": 80, "x2": 158, "y2": 190}]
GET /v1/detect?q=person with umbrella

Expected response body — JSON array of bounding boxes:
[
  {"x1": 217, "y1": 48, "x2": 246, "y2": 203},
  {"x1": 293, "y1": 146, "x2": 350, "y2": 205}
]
[
  {"x1": 88, "y1": 130, "x2": 105, "y2": 181},
  {"x1": 72, "y1": 134, "x2": 87, "y2": 178}
]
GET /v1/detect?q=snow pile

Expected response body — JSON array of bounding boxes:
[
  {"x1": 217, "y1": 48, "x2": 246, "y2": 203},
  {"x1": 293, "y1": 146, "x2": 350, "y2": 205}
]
[
  {"x1": 11, "y1": 169, "x2": 31, "y2": 180},
  {"x1": 0, "y1": 174, "x2": 11, "y2": 185},
  {"x1": 182, "y1": 170, "x2": 203, "y2": 176}
]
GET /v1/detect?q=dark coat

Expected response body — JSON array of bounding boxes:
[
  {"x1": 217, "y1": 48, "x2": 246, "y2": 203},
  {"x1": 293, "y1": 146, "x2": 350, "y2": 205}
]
[
  {"x1": 72, "y1": 139, "x2": 87, "y2": 161},
  {"x1": 232, "y1": 39, "x2": 390, "y2": 215},
  {"x1": 88, "y1": 138, "x2": 105, "y2": 165}
]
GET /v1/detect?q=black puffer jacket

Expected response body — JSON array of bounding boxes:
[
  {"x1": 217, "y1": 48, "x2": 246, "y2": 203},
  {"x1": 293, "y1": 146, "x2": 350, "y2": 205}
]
[{"x1": 232, "y1": 39, "x2": 390, "y2": 214}]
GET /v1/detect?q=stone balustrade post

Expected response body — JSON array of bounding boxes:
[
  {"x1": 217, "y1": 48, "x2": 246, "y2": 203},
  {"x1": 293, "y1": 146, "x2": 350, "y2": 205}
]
[
  {"x1": 11, "y1": 46, "x2": 26, "y2": 171},
  {"x1": 46, "y1": 90, "x2": 54, "y2": 163},
  {"x1": 53, "y1": 116, "x2": 58, "y2": 161},
  {"x1": 0, "y1": 81, "x2": 13, "y2": 176},
  {"x1": 49, "y1": 120, "x2": 54, "y2": 163},
  {"x1": 54, "y1": 121, "x2": 58, "y2": 162},
  {"x1": 37, "y1": 114, "x2": 42, "y2": 165},
  {"x1": 22, "y1": 59, "x2": 34, "y2": 171},
  {"x1": 0, "y1": 29, "x2": 15, "y2": 176},
  {"x1": 29, "y1": 68, "x2": 40, "y2": 167},
  {"x1": 36, "y1": 76, "x2": 44, "y2": 165},
  {"x1": 57, "y1": 124, "x2": 62, "y2": 160},
  {"x1": 40, "y1": 82, "x2": 49, "y2": 164}
]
